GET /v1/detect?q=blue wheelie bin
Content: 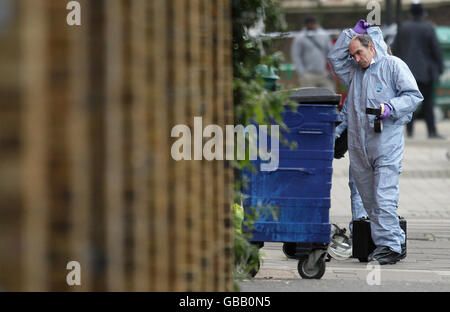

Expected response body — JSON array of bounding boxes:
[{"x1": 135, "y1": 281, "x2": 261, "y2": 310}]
[{"x1": 243, "y1": 87, "x2": 341, "y2": 279}]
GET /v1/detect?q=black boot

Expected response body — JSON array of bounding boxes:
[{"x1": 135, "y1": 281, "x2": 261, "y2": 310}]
[
  {"x1": 368, "y1": 246, "x2": 403, "y2": 265},
  {"x1": 429, "y1": 133, "x2": 446, "y2": 139},
  {"x1": 398, "y1": 243, "x2": 407, "y2": 260}
]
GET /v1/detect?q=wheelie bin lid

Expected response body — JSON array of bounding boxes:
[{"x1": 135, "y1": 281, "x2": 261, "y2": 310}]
[{"x1": 283, "y1": 87, "x2": 341, "y2": 105}]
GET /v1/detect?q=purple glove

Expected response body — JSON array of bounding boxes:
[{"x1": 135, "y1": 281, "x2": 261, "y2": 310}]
[
  {"x1": 379, "y1": 103, "x2": 391, "y2": 121},
  {"x1": 353, "y1": 19, "x2": 371, "y2": 34}
]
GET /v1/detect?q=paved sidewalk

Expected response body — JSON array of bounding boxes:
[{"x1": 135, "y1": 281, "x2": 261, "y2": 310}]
[{"x1": 240, "y1": 119, "x2": 450, "y2": 291}]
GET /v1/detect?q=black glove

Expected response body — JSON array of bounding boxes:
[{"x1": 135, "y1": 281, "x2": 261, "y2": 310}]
[{"x1": 334, "y1": 128, "x2": 348, "y2": 159}]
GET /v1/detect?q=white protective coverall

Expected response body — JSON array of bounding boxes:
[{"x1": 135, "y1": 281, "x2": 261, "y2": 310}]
[
  {"x1": 328, "y1": 27, "x2": 423, "y2": 253},
  {"x1": 336, "y1": 98, "x2": 368, "y2": 233}
]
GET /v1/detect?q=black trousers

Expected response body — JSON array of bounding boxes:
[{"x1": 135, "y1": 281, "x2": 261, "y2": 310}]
[{"x1": 407, "y1": 81, "x2": 437, "y2": 136}]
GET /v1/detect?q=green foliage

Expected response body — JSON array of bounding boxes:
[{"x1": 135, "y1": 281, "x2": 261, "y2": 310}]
[
  {"x1": 232, "y1": 0, "x2": 287, "y2": 82},
  {"x1": 231, "y1": 0, "x2": 295, "y2": 291},
  {"x1": 232, "y1": 203, "x2": 260, "y2": 282},
  {"x1": 231, "y1": 0, "x2": 297, "y2": 172},
  {"x1": 232, "y1": 203, "x2": 279, "y2": 292}
]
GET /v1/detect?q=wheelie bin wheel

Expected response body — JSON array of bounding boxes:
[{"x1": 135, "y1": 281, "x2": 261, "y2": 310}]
[
  {"x1": 282, "y1": 242, "x2": 297, "y2": 259},
  {"x1": 358, "y1": 257, "x2": 369, "y2": 263},
  {"x1": 297, "y1": 254, "x2": 326, "y2": 279}
]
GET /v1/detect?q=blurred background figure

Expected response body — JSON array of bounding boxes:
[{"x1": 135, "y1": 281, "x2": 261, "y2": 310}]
[
  {"x1": 393, "y1": 1, "x2": 445, "y2": 139},
  {"x1": 290, "y1": 16, "x2": 334, "y2": 91}
]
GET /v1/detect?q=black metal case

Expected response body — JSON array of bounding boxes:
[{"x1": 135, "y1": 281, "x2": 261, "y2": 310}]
[{"x1": 352, "y1": 216, "x2": 407, "y2": 262}]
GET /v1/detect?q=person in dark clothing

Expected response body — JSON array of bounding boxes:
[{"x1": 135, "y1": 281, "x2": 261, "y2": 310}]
[{"x1": 393, "y1": 2, "x2": 445, "y2": 139}]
